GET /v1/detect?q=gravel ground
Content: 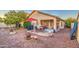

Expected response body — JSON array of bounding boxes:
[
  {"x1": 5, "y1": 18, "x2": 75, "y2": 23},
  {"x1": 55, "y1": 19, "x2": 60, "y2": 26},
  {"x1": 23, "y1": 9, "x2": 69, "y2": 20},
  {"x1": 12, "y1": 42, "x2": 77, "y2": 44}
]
[{"x1": 0, "y1": 28, "x2": 79, "y2": 48}]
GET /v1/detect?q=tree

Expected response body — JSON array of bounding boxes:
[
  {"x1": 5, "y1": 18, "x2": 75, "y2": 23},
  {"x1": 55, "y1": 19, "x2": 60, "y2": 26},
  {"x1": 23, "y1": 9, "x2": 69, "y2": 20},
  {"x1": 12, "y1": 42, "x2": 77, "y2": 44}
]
[
  {"x1": 4, "y1": 10, "x2": 27, "y2": 27},
  {"x1": 65, "y1": 18, "x2": 76, "y2": 28}
]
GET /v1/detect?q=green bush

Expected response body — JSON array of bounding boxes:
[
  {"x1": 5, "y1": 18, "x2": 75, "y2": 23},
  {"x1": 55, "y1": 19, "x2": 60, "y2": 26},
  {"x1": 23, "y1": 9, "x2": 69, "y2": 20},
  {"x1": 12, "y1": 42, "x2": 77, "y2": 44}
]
[
  {"x1": 23, "y1": 22, "x2": 31, "y2": 28},
  {"x1": 65, "y1": 20, "x2": 71, "y2": 28},
  {"x1": 65, "y1": 18, "x2": 72, "y2": 28}
]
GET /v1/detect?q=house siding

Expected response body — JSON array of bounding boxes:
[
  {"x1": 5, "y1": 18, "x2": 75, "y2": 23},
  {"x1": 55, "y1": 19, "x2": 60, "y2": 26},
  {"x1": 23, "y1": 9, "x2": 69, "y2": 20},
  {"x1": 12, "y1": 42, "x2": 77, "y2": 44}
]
[{"x1": 28, "y1": 11, "x2": 65, "y2": 31}]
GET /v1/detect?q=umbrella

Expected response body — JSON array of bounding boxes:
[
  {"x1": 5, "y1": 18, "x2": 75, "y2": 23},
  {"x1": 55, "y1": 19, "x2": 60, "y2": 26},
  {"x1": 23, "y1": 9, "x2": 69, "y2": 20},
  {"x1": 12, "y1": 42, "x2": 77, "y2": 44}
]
[{"x1": 27, "y1": 18, "x2": 36, "y2": 22}]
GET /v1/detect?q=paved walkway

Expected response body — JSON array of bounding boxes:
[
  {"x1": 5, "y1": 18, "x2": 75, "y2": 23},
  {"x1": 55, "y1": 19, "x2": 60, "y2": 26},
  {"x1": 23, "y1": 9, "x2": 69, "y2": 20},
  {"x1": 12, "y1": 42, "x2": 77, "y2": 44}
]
[{"x1": 0, "y1": 28, "x2": 79, "y2": 48}]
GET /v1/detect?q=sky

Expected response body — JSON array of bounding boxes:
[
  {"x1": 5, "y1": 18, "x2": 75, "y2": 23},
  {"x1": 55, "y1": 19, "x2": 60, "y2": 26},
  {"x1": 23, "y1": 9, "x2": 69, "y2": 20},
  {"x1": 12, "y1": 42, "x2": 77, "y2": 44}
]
[{"x1": 0, "y1": 10, "x2": 79, "y2": 19}]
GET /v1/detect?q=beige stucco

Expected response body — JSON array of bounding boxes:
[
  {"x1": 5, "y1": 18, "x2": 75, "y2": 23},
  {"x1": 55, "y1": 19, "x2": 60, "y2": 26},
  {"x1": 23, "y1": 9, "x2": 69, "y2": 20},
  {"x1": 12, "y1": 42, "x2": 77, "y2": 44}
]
[
  {"x1": 77, "y1": 17, "x2": 79, "y2": 43},
  {"x1": 60, "y1": 21, "x2": 65, "y2": 29},
  {"x1": 53, "y1": 18, "x2": 57, "y2": 30},
  {"x1": 29, "y1": 11, "x2": 65, "y2": 31}
]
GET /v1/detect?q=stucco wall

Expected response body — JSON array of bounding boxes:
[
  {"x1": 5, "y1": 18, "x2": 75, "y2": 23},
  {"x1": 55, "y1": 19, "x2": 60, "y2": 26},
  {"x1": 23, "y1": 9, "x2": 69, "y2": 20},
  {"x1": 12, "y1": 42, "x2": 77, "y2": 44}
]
[
  {"x1": 29, "y1": 11, "x2": 65, "y2": 31},
  {"x1": 29, "y1": 11, "x2": 57, "y2": 27}
]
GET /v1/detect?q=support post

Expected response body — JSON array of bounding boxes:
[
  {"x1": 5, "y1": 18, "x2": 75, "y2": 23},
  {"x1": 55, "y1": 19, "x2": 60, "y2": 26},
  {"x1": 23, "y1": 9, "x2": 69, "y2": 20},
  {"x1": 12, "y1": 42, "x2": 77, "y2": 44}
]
[
  {"x1": 38, "y1": 19, "x2": 41, "y2": 26},
  {"x1": 59, "y1": 21, "x2": 61, "y2": 30},
  {"x1": 48, "y1": 20, "x2": 51, "y2": 29},
  {"x1": 53, "y1": 18, "x2": 57, "y2": 32}
]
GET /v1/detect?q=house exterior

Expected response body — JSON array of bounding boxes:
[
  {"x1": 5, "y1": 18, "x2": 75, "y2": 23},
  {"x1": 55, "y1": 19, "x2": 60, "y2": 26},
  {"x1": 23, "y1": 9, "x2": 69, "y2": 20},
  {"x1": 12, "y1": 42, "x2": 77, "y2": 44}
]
[
  {"x1": 27, "y1": 10, "x2": 65, "y2": 31},
  {"x1": 77, "y1": 13, "x2": 79, "y2": 43}
]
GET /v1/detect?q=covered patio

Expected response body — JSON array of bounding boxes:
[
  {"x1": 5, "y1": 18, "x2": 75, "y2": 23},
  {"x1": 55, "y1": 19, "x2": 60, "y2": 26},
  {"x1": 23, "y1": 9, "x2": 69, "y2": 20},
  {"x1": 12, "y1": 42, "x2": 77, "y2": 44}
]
[{"x1": 28, "y1": 10, "x2": 65, "y2": 32}]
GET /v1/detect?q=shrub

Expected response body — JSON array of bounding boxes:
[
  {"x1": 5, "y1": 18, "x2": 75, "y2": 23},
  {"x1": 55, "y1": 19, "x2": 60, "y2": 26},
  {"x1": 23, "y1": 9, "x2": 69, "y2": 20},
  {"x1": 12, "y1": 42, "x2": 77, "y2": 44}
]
[{"x1": 23, "y1": 21, "x2": 31, "y2": 28}]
